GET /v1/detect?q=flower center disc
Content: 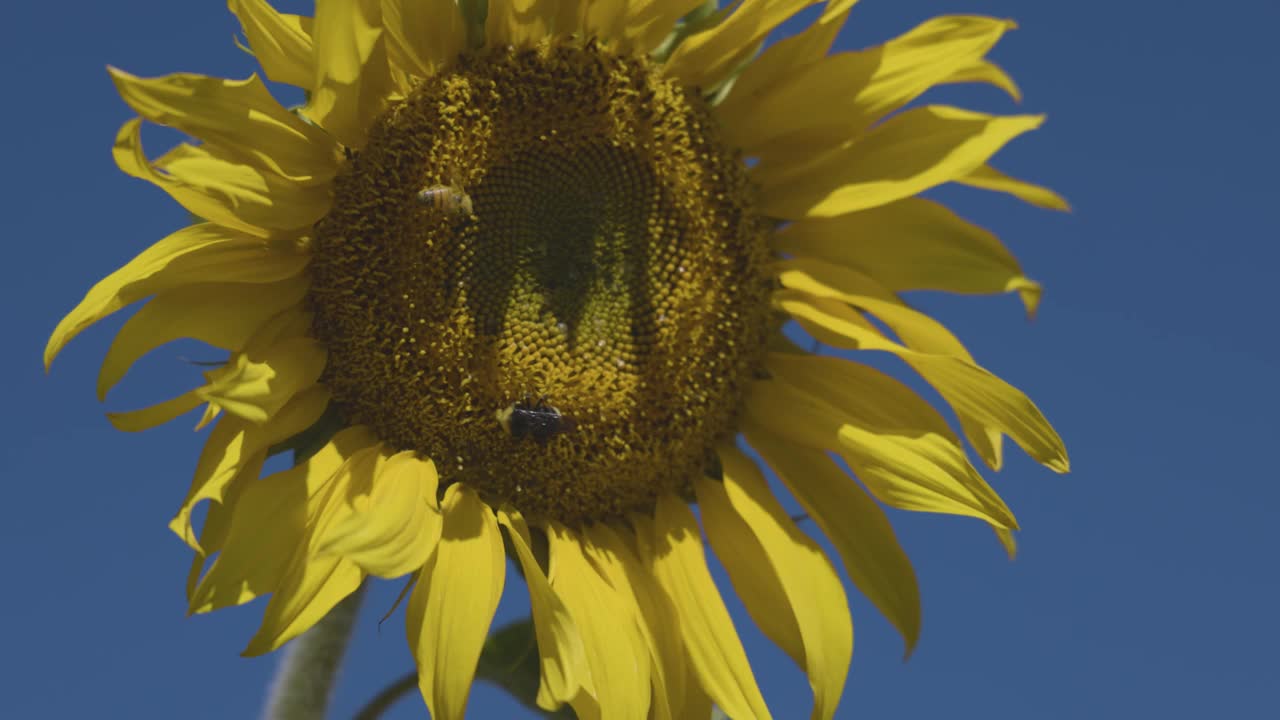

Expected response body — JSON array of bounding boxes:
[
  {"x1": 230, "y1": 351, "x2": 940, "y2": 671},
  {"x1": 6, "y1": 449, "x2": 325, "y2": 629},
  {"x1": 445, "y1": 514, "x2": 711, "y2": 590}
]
[{"x1": 309, "y1": 40, "x2": 770, "y2": 524}]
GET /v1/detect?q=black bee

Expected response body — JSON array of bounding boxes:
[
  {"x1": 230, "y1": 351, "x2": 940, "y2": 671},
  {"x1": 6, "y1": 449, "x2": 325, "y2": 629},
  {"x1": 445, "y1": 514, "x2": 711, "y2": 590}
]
[{"x1": 496, "y1": 396, "x2": 576, "y2": 445}]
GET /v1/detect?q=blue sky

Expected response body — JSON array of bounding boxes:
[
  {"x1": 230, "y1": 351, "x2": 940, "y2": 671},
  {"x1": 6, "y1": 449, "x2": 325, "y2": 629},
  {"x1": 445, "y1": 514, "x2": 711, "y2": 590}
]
[{"x1": 4, "y1": 1, "x2": 1277, "y2": 718}]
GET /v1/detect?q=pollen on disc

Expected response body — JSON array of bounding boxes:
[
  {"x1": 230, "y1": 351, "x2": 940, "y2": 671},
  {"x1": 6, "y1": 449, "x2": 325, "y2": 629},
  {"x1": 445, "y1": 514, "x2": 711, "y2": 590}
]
[{"x1": 308, "y1": 39, "x2": 771, "y2": 525}]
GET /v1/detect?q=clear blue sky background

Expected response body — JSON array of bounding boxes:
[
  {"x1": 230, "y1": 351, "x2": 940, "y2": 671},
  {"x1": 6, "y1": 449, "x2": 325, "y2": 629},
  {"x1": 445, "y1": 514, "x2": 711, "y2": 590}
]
[{"x1": 4, "y1": 1, "x2": 1276, "y2": 718}]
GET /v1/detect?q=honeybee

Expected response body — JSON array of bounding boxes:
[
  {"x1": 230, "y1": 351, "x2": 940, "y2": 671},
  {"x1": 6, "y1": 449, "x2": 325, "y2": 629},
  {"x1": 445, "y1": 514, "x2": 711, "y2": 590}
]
[
  {"x1": 496, "y1": 396, "x2": 577, "y2": 445},
  {"x1": 416, "y1": 183, "x2": 474, "y2": 215}
]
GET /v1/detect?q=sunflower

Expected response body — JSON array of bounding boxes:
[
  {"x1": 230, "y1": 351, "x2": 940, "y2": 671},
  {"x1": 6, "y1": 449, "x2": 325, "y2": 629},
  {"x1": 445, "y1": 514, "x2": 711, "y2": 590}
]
[{"x1": 47, "y1": 0, "x2": 1069, "y2": 717}]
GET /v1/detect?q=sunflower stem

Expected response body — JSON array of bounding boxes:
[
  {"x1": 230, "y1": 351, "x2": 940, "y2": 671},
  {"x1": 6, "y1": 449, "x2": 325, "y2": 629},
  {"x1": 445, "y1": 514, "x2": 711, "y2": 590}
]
[{"x1": 262, "y1": 581, "x2": 368, "y2": 720}]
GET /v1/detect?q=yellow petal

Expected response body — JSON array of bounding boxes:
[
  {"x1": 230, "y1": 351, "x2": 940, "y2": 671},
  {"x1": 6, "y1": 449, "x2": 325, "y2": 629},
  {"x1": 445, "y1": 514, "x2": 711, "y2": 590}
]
[
  {"x1": 697, "y1": 477, "x2": 802, "y2": 663},
  {"x1": 676, "y1": 672, "x2": 714, "y2": 720},
  {"x1": 776, "y1": 290, "x2": 1069, "y2": 473},
  {"x1": 229, "y1": 0, "x2": 316, "y2": 89},
  {"x1": 776, "y1": 257, "x2": 970, "y2": 355},
  {"x1": 242, "y1": 444, "x2": 388, "y2": 655},
  {"x1": 724, "y1": 16, "x2": 1017, "y2": 154},
  {"x1": 666, "y1": 0, "x2": 819, "y2": 90},
  {"x1": 197, "y1": 337, "x2": 326, "y2": 424},
  {"x1": 701, "y1": 448, "x2": 853, "y2": 720},
  {"x1": 745, "y1": 425, "x2": 922, "y2": 655},
  {"x1": 107, "y1": 390, "x2": 203, "y2": 432},
  {"x1": 195, "y1": 402, "x2": 222, "y2": 430},
  {"x1": 645, "y1": 494, "x2": 772, "y2": 720},
  {"x1": 943, "y1": 58, "x2": 1020, "y2": 101},
  {"x1": 190, "y1": 453, "x2": 305, "y2": 609},
  {"x1": 776, "y1": 256, "x2": 1002, "y2": 463},
  {"x1": 315, "y1": 451, "x2": 443, "y2": 578},
  {"x1": 904, "y1": 347, "x2": 1068, "y2": 473},
  {"x1": 486, "y1": 0, "x2": 559, "y2": 47},
  {"x1": 584, "y1": 0, "x2": 627, "y2": 41},
  {"x1": 754, "y1": 106, "x2": 1044, "y2": 219},
  {"x1": 620, "y1": 0, "x2": 705, "y2": 54},
  {"x1": 547, "y1": 523, "x2": 651, "y2": 720},
  {"x1": 497, "y1": 510, "x2": 590, "y2": 711},
  {"x1": 188, "y1": 426, "x2": 373, "y2": 613},
  {"x1": 716, "y1": 1, "x2": 853, "y2": 123},
  {"x1": 306, "y1": 444, "x2": 389, "y2": 539},
  {"x1": 381, "y1": 0, "x2": 465, "y2": 77},
  {"x1": 113, "y1": 119, "x2": 330, "y2": 236},
  {"x1": 97, "y1": 275, "x2": 308, "y2": 400},
  {"x1": 242, "y1": 552, "x2": 364, "y2": 656},
  {"x1": 185, "y1": 428, "x2": 373, "y2": 599},
  {"x1": 192, "y1": 459, "x2": 257, "y2": 557},
  {"x1": 407, "y1": 484, "x2": 505, "y2": 720},
  {"x1": 996, "y1": 527, "x2": 1018, "y2": 560},
  {"x1": 303, "y1": 0, "x2": 394, "y2": 149},
  {"x1": 819, "y1": 1, "x2": 862, "y2": 19},
  {"x1": 242, "y1": 305, "x2": 315, "y2": 351},
  {"x1": 772, "y1": 197, "x2": 1041, "y2": 316},
  {"x1": 170, "y1": 385, "x2": 331, "y2": 552},
  {"x1": 184, "y1": 460, "x2": 259, "y2": 599},
  {"x1": 761, "y1": 353, "x2": 1018, "y2": 530},
  {"x1": 584, "y1": 523, "x2": 685, "y2": 720},
  {"x1": 45, "y1": 223, "x2": 307, "y2": 370},
  {"x1": 108, "y1": 68, "x2": 337, "y2": 182},
  {"x1": 956, "y1": 164, "x2": 1071, "y2": 211}
]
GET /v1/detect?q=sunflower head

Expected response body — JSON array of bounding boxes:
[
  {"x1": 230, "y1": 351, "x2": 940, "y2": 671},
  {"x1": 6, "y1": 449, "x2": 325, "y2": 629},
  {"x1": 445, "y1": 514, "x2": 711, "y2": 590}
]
[
  {"x1": 48, "y1": 1, "x2": 1068, "y2": 718},
  {"x1": 310, "y1": 37, "x2": 772, "y2": 525}
]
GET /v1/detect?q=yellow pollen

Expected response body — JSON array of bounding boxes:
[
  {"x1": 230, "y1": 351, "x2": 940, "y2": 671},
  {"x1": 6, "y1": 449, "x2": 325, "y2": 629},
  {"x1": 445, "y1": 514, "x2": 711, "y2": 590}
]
[{"x1": 308, "y1": 39, "x2": 771, "y2": 524}]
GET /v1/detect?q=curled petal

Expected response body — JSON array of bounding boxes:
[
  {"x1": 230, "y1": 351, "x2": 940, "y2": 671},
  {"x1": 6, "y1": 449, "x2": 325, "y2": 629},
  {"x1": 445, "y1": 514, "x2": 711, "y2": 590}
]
[
  {"x1": 45, "y1": 223, "x2": 306, "y2": 370},
  {"x1": 304, "y1": 0, "x2": 395, "y2": 148},
  {"x1": 113, "y1": 120, "x2": 330, "y2": 236},
  {"x1": 97, "y1": 275, "x2": 308, "y2": 400},
  {"x1": 197, "y1": 337, "x2": 326, "y2": 424},
  {"x1": 188, "y1": 426, "x2": 375, "y2": 614},
  {"x1": 108, "y1": 68, "x2": 337, "y2": 181},
  {"x1": 315, "y1": 451, "x2": 443, "y2": 578},
  {"x1": 170, "y1": 385, "x2": 331, "y2": 552},
  {"x1": 229, "y1": 0, "x2": 316, "y2": 89}
]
